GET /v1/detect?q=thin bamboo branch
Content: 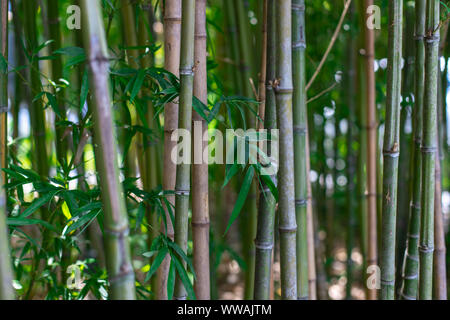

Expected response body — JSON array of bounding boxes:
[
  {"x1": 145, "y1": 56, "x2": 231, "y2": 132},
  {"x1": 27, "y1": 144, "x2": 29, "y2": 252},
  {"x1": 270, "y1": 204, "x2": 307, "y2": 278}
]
[{"x1": 305, "y1": 0, "x2": 351, "y2": 91}]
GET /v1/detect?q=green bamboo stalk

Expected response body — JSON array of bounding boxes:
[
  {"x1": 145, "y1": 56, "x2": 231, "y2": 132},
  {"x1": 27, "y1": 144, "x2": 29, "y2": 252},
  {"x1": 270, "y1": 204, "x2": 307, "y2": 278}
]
[
  {"x1": 24, "y1": 0, "x2": 50, "y2": 181},
  {"x1": 233, "y1": 0, "x2": 254, "y2": 100},
  {"x1": 364, "y1": 0, "x2": 377, "y2": 301},
  {"x1": 276, "y1": 0, "x2": 297, "y2": 300},
  {"x1": 433, "y1": 145, "x2": 446, "y2": 299},
  {"x1": 10, "y1": 0, "x2": 25, "y2": 156},
  {"x1": 157, "y1": 0, "x2": 181, "y2": 300},
  {"x1": 119, "y1": 0, "x2": 140, "y2": 180},
  {"x1": 46, "y1": 0, "x2": 73, "y2": 283},
  {"x1": 254, "y1": 0, "x2": 276, "y2": 300},
  {"x1": 192, "y1": 0, "x2": 210, "y2": 300},
  {"x1": 356, "y1": 0, "x2": 368, "y2": 297},
  {"x1": 380, "y1": 0, "x2": 403, "y2": 300},
  {"x1": 233, "y1": 0, "x2": 258, "y2": 299},
  {"x1": 292, "y1": 0, "x2": 308, "y2": 300},
  {"x1": 396, "y1": 3, "x2": 415, "y2": 293},
  {"x1": 47, "y1": 0, "x2": 68, "y2": 165},
  {"x1": 222, "y1": 0, "x2": 243, "y2": 95},
  {"x1": 136, "y1": 1, "x2": 160, "y2": 296},
  {"x1": 418, "y1": 0, "x2": 439, "y2": 300},
  {"x1": 400, "y1": 0, "x2": 425, "y2": 300},
  {"x1": 80, "y1": 0, "x2": 136, "y2": 300},
  {"x1": 305, "y1": 133, "x2": 317, "y2": 300},
  {"x1": 23, "y1": 0, "x2": 51, "y2": 258},
  {"x1": 173, "y1": 0, "x2": 195, "y2": 300},
  {"x1": 0, "y1": 0, "x2": 14, "y2": 300},
  {"x1": 433, "y1": 22, "x2": 448, "y2": 300},
  {"x1": 345, "y1": 3, "x2": 357, "y2": 299}
]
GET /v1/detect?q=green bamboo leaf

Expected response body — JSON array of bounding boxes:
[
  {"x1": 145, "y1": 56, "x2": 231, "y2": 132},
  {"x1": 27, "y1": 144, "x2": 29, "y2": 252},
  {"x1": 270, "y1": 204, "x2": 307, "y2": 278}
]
[
  {"x1": 167, "y1": 241, "x2": 196, "y2": 278},
  {"x1": 130, "y1": 69, "x2": 146, "y2": 102},
  {"x1": 259, "y1": 171, "x2": 279, "y2": 202},
  {"x1": 222, "y1": 164, "x2": 239, "y2": 189},
  {"x1": 171, "y1": 253, "x2": 196, "y2": 300},
  {"x1": 20, "y1": 192, "x2": 55, "y2": 218},
  {"x1": 144, "y1": 246, "x2": 168, "y2": 283},
  {"x1": 80, "y1": 68, "x2": 89, "y2": 111},
  {"x1": 65, "y1": 209, "x2": 100, "y2": 235},
  {"x1": 224, "y1": 166, "x2": 254, "y2": 234},
  {"x1": 167, "y1": 260, "x2": 175, "y2": 300},
  {"x1": 7, "y1": 217, "x2": 56, "y2": 232}
]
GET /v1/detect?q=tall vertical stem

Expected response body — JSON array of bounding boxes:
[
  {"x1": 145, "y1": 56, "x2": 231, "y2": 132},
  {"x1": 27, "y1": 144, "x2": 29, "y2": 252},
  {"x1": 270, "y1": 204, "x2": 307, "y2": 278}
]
[
  {"x1": 157, "y1": 0, "x2": 181, "y2": 300},
  {"x1": 47, "y1": 0, "x2": 68, "y2": 164},
  {"x1": 0, "y1": 0, "x2": 14, "y2": 300},
  {"x1": 254, "y1": 0, "x2": 276, "y2": 300},
  {"x1": 345, "y1": 3, "x2": 357, "y2": 299},
  {"x1": 380, "y1": 0, "x2": 403, "y2": 300},
  {"x1": 292, "y1": 0, "x2": 308, "y2": 300},
  {"x1": 80, "y1": 0, "x2": 136, "y2": 300},
  {"x1": 276, "y1": 0, "x2": 297, "y2": 300},
  {"x1": 192, "y1": 0, "x2": 210, "y2": 300},
  {"x1": 135, "y1": 0, "x2": 160, "y2": 295},
  {"x1": 173, "y1": 0, "x2": 195, "y2": 300},
  {"x1": 400, "y1": 0, "x2": 425, "y2": 300},
  {"x1": 364, "y1": 0, "x2": 377, "y2": 300},
  {"x1": 233, "y1": 0, "x2": 258, "y2": 299},
  {"x1": 433, "y1": 144, "x2": 446, "y2": 299},
  {"x1": 418, "y1": 0, "x2": 439, "y2": 300}
]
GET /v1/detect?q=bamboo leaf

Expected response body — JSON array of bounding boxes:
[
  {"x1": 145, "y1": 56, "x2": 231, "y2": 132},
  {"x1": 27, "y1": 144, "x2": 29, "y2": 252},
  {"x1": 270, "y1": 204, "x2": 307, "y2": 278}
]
[
  {"x1": 144, "y1": 246, "x2": 168, "y2": 283},
  {"x1": 20, "y1": 192, "x2": 56, "y2": 218},
  {"x1": 224, "y1": 166, "x2": 254, "y2": 234},
  {"x1": 171, "y1": 252, "x2": 196, "y2": 300}
]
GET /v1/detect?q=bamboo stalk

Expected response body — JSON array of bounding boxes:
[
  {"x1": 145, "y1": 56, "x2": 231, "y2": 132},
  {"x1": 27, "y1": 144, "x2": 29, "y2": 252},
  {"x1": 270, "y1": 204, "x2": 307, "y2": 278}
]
[
  {"x1": 80, "y1": 0, "x2": 136, "y2": 299},
  {"x1": 47, "y1": 0, "x2": 68, "y2": 164},
  {"x1": 135, "y1": 1, "x2": 161, "y2": 296},
  {"x1": 305, "y1": 137, "x2": 316, "y2": 300},
  {"x1": 364, "y1": 0, "x2": 377, "y2": 301},
  {"x1": 0, "y1": 0, "x2": 14, "y2": 300},
  {"x1": 345, "y1": 3, "x2": 357, "y2": 299},
  {"x1": 418, "y1": 0, "x2": 439, "y2": 300},
  {"x1": 257, "y1": 0, "x2": 268, "y2": 130},
  {"x1": 222, "y1": 0, "x2": 243, "y2": 95},
  {"x1": 380, "y1": 0, "x2": 403, "y2": 300},
  {"x1": 233, "y1": 0, "x2": 254, "y2": 100},
  {"x1": 433, "y1": 143, "x2": 446, "y2": 299},
  {"x1": 276, "y1": 0, "x2": 297, "y2": 300},
  {"x1": 23, "y1": 0, "x2": 51, "y2": 255},
  {"x1": 292, "y1": 0, "x2": 308, "y2": 300},
  {"x1": 400, "y1": 0, "x2": 425, "y2": 301},
  {"x1": 192, "y1": 0, "x2": 210, "y2": 300},
  {"x1": 173, "y1": 0, "x2": 195, "y2": 300},
  {"x1": 157, "y1": 0, "x2": 181, "y2": 300},
  {"x1": 396, "y1": 2, "x2": 415, "y2": 295},
  {"x1": 254, "y1": 0, "x2": 276, "y2": 300},
  {"x1": 356, "y1": 0, "x2": 368, "y2": 297},
  {"x1": 233, "y1": 0, "x2": 258, "y2": 299}
]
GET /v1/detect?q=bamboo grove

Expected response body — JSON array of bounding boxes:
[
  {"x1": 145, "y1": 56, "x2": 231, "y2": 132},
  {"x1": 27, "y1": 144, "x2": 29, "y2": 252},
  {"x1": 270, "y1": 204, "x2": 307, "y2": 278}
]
[{"x1": 0, "y1": 0, "x2": 448, "y2": 301}]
